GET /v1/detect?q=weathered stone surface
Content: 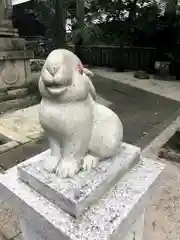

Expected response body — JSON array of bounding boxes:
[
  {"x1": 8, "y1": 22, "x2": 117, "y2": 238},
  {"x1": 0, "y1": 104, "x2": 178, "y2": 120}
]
[
  {"x1": 0, "y1": 88, "x2": 28, "y2": 102},
  {"x1": 13, "y1": 233, "x2": 23, "y2": 240},
  {"x1": 0, "y1": 58, "x2": 31, "y2": 88},
  {"x1": 7, "y1": 88, "x2": 28, "y2": 98},
  {"x1": 0, "y1": 37, "x2": 25, "y2": 51},
  {"x1": 0, "y1": 96, "x2": 38, "y2": 114},
  {"x1": 0, "y1": 200, "x2": 21, "y2": 239},
  {"x1": 0, "y1": 140, "x2": 19, "y2": 154},
  {"x1": 0, "y1": 48, "x2": 33, "y2": 89},
  {"x1": 0, "y1": 232, "x2": 7, "y2": 240},
  {"x1": 0, "y1": 50, "x2": 33, "y2": 60},
  {"x1": 0, "y1": 27, "x2": 18, "y2": 37},
  {"x1": 0, "y1": 157, "x2": 165, "y2": 240},
  {"x1": 0, "y1": 137, "x2": 48, "y2": 171},
  {"x1": 18, "y1": 143, "x2": 140, "y2": 218}
]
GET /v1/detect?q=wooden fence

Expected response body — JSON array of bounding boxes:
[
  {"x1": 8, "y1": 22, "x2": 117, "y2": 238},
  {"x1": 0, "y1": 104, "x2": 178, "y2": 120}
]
[
  {"x1": 74, "y1": 45, "x2": 156, "y2": 72},
  {"x1": 26, "y1": 40, "x2": 156, "y2": 72}
]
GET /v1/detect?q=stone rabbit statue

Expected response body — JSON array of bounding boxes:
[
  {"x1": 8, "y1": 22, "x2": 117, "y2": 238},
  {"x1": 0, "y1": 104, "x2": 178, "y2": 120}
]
[{"x1": 39, "y1": 49, "x2": 123, "y2": 178}]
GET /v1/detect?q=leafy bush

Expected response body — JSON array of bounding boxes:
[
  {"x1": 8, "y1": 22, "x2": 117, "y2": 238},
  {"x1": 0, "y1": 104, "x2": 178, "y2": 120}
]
[{"x1": 25, "y1": 75, "x2": 41, "y2": 102}]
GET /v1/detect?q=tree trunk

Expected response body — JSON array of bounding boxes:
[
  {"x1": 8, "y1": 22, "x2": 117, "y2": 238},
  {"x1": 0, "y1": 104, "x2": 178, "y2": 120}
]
[
  {"x1": 76, "y1": 0, "x2": 84, "y2": 30},
  {"x1": 127, "y1": 0, "x2": 137, "y2": 45},
  {"x1": 0, "y1": 0, "x2": 5, "y2": 25},
  {"x1": 165, "y1": 0, "x2": 178, "y2": 19},
  {"x1": 128, "y1": 0, "x2": 137, "y2": 22},
  {"x1": 164, "y1": 0, "x2": 178, "y2": 53},
  {"x1": 54, "y1": 0, "x2": 67, "y2": 48},
  {"x1": 74, "y1": 0, "x2": 85, "y2": 62},
  {"x1": 164, "y1": 0, "x2": 178, "y2": 77}
]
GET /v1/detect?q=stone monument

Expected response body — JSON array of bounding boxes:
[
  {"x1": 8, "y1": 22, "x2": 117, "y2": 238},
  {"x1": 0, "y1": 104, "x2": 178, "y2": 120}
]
[
  {"x1": 0, "y1": 50, "x2": 165, "y2": 240},
  {"x1": 0, "y1": 0, "x2": 33, "y2": 89},
  {"x1": 38, "y1": 49, "x2": 123, "y2": 178}
]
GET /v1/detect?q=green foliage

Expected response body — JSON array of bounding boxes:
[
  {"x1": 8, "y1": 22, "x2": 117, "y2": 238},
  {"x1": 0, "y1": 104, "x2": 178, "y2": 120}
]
[
  {"x1": 25, "y1": 78, "x2": 41, "y2": 102},
  {"x1": 81, "y1": 24, "x2": 105, "y2": 45},
  {"x1": 13, "y1": 0, "x2": 179, "y2": 49},
  {"x1": 70, "y1": 0, "x2": 166, "y2": 45},
  {"x1": 30, "y1": 0, "x2": 56, "y2": 38}
]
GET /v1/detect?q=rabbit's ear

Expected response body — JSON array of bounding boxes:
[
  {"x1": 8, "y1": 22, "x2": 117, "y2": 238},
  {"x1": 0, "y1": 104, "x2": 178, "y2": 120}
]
[
  {"x1": 76, "y1": 64, "x2": 84, "y2": 75},
  {"x1": 83, "y1": 68, "x2": 94, "y2": 78}
]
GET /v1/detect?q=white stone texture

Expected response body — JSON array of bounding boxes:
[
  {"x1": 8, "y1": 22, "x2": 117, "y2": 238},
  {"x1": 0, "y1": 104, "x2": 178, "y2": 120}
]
[
  {"x1": 18, "y1": 143, "x2": 140, "y2": 218},
  {"x1": 19, "y1": 211, "x2": 145, "y2": 240},
  {"x1": 0, "y1": 155, "x2": 165, "y2": 240},
  {"x1": 39, "y1": 49, "x2": 123, "y2": 178}
]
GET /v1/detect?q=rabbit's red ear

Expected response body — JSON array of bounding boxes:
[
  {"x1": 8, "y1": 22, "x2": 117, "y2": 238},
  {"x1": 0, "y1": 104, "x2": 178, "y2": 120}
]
[{"x1": 76, "y1": 64, "x2": 83, "y2": 75}]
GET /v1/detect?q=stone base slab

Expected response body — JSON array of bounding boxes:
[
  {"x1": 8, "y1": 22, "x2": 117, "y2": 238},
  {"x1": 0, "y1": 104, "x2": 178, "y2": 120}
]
[
  {"x1": 18, "y1": 143, "x2": 141, "y2": 218},
  {"x1": 19, "y1": 210, "x2": 145, "y2": 240},
  {"x1": 0, "y1": 155, "x2": 165, "y2": 240}
]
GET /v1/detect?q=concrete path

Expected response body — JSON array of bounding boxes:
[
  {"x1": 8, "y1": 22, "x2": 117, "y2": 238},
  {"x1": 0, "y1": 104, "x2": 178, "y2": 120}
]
[
  {"x1": 144, "y1": 159, "x2": 180, "y2": 240},
  {"x1": 92, "y1": 67, "x2": 180, "y2": 102},
  {"x1": 142, "y1": 116, "x2": 180, "y2": 239},
  {"x1": 92, "y1": 74, "x2": 180, "y2": 148}
]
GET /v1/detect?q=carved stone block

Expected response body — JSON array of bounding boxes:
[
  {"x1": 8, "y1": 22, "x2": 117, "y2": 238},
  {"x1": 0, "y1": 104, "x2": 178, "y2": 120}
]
[{"x1": 18, "y1": 143, "x2": 141, "y2": 218}]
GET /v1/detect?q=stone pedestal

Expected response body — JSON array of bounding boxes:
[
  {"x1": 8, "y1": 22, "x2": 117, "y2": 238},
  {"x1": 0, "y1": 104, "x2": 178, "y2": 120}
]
[
  {"x1": 0, "y1": 143, "x2": 165, "y2": 240},
  {"x1": 0, "y1": 15, "x2": 33, "y2": 89}
]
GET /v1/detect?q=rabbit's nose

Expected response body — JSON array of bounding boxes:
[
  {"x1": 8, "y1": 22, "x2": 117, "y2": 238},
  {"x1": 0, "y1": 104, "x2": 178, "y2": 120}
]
[{"x1": 47, "y1": 65, "x2": 60, "y2": 76}]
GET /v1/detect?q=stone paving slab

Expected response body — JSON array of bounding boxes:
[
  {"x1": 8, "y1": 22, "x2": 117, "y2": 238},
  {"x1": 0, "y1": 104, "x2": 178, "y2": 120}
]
[
  {"x1": 0, "y1": 105, "x2": 44, "y2": 144},
  {"x1": 0, "y1": 138, "x2": 48, "y2": 170}
]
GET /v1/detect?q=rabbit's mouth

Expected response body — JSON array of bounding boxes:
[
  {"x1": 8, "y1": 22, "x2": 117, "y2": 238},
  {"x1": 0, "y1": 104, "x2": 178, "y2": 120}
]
[{"x1": 46, "y1": 84, "x2": 68, "y2": 95}]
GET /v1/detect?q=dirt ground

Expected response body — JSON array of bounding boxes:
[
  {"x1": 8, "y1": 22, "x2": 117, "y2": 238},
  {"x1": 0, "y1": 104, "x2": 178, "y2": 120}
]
[{"x1": 144, "y1": 160, "x2": 180, "y2": 240}]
